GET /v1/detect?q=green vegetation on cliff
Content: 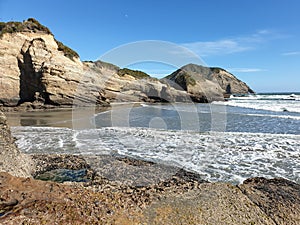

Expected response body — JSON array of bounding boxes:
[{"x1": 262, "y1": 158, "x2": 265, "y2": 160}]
[
  {"x1": 55, "y1": 39, "x2": 79, "y2": 60},
  {"x1": 0, "y1": 18, "x2": 79, "y2": 61},
  {"x1": 118, "y1": 68, "x2": 150, "y2": 79},
  {"x1": 0, "y1": 18, "x2": 52, "y2": 37}
]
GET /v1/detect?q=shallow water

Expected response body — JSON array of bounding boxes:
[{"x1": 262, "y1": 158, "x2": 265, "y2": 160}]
[
  {"x1": 8, "y1": 94, "x2": 300, "y2": 184},
  {"x1": 12, "y1": 126, "x2": 300, "y2": 184}
]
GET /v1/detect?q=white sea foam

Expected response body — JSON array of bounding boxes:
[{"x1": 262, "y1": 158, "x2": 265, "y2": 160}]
[
  {"x1": 11, "y1": 126, "x2": 300, "y2": 184},
  {"x1": 230, "y1": 94, "x2": 300, "y2": 101},
  {"x1": 11, "y1": 126, "x2": 81, "y2": 154},
  {"x1": 238, "y1": 113, "x2": 300, "y2": 120},
  {"x1": 217, "y1": 100, "x2": 300, "y2": 113},
  {"x1": 140, "y1": 103, "x2": 214, "y2": 113},
  {"x1": 214, "y1": 94, "x2": 300, "y2": 113}
]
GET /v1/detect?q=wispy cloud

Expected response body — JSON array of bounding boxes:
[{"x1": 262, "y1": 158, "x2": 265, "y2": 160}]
[
  {"x1": 182, "y1": 30, "x2": 278, "y2": 57},
  {"x1": 182, "y1": 40, "x2": 251, "y2": 57},
  {"x1": 228, "y1": 68, "x2": 267, "y2": 73},
  {"x1": 282, "y1": 51, "x2": 300, "y2": 56}
]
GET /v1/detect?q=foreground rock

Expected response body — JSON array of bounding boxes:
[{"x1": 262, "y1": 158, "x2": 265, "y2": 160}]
[
  {"x1": 0, "y1": 111, "x2": 33, "y2": 177},
  {"x1": 146, "y1": 183, "x2": 275, "y2": 224},
  {"x1": 0, "y1": 172, "x2": 143, "y2": 224},
  {"x1": 1, "y1": 155, "x2": 300, "y2": 224},
  {"x1": 240, "y1": 177, "x2": 300, "y2": 224},
  {"x1": 0, "y1": 154, "x2": 208, "y2": 224}
]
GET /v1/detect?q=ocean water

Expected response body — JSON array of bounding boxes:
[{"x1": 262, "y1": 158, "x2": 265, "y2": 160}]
[{"x1": 11, "y1": 93, "x2": 300, "y2": 184}]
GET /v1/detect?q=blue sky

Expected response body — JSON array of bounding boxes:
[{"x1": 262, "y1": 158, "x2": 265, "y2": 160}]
[{"x1": 1, "y1": 0, "x2": 300, "y2": 92}]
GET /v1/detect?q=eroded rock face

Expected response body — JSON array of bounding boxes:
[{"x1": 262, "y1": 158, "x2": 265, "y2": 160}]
[
  {"x1": 0, "y1": 19, "x2": 254, "y2": 107},
  {"x1": 211, "y1": 67, "x2": 255, "y2": 94},
  {"x1": 164, "y1": 68, "x2": 223, "y2": 102},
  {"x1": 0, "y1": 29, "x2": 84, "y2": 106},
  {"x1": 0, "y1": 29, "x2": 191, "y2": 107},
  {"x1": 165, "y1": 64, "x2": 254, "y2": 102},
  {"x1": 0, "y1": 111, "x2": 33, "y2": 177},
  {"x1": 0, "y1": 19, "x2": 192, "y2": 107},
  {"x1": 84, "y1": 61, "x2": 191, "y2": 104}
]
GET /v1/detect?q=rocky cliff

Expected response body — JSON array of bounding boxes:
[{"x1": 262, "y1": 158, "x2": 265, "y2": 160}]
[
  {"x1": 83, "y1": 61, "x2": 191, "y2": 104},
  {"x1": 0, "y1": 19, "x2": 86, "y2": 107},
  {"x1": 0, "y1": 19, "x2": 254, "y2": 107},
  {"x1": 165, "y1": 64, "x2": 255, "y2": 102},
  {"x1": 0, "y1": 111, "x2": 33, "y2": 177}
]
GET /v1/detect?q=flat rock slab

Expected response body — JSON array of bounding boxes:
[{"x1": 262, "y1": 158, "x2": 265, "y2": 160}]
[
  {"x1": 239, "y1": 177, "x2": 300, "y2": 225},
  {"x1": 0, "y1": 172, "x2": 143, "y2": 224},
  {"x1": 145, "y1": 182, "x2": 275, "y2": 225},
  {"x1": 32, "y1": 154, "x2": 206, "y2": 187},
  {"x1": 84, "y1": 155, "x2": 206, "y2": 187}
]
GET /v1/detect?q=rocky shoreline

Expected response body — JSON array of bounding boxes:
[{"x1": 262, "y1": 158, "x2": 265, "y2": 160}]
[
  {"x1": 1, "y1": 154, "x2": 300, "y2": 224},
  {"x1": 0, "y1": 111, "x2": 300, "y2": 224},
  {"x1": 0, "y1": 19, "x2": 254, "y2": 110}
]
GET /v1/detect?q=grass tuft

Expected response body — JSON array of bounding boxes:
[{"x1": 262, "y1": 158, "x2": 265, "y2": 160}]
[{"x1": 117, "y1": 68, "x2": 150, "y2": 79}]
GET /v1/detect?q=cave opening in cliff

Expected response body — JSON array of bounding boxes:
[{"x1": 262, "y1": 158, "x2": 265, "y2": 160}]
[{"x1": 17, "y1": 39, "x2": 54, "y2": 105}]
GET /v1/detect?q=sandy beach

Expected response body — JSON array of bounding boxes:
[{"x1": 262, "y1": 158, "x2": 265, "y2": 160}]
[{"x1": 4, "y1": 103, "x2": 144, "y2": 129}]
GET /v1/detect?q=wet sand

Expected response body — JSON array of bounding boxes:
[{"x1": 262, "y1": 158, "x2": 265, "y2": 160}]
[
  {"x1": 4, "y1": 107, "x2": 107, "y2": 129},
  {"x1": 4, "y1": 103, "x2": 141, "y2": 129}
]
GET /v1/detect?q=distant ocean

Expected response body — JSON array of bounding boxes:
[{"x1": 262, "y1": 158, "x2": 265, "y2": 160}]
[{"x1": 12, "y1": 93, "x2": 300, "y2": 184}]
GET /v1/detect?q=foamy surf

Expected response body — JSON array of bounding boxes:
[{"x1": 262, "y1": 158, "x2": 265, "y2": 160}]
[
  {"x1": 11, "y1": 126, "x2": 300, "y2": 184},
  {"x1": 214, "y1": 93, "x2": 300, "y2": 113}
]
